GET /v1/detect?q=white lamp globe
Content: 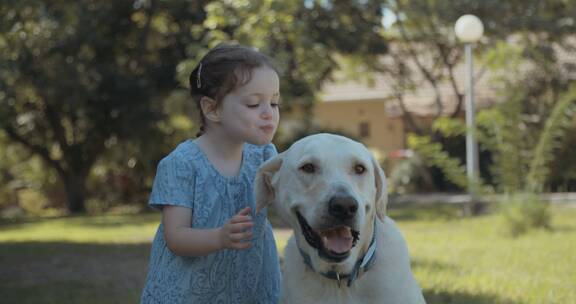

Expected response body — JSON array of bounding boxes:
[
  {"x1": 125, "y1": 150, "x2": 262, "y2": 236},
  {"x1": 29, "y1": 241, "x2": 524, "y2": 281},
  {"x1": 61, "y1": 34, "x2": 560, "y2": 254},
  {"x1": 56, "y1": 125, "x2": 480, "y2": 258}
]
[{"x1": 455, "y1": 14, "x2": 484, "y2": 43}]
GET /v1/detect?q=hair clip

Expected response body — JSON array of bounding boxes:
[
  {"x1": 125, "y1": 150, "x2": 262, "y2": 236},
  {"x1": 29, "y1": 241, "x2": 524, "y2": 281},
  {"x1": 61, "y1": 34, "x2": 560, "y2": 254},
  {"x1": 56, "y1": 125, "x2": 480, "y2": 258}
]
[{"x1": 196, "y1": 63, "x2": 202, "y2": 89}]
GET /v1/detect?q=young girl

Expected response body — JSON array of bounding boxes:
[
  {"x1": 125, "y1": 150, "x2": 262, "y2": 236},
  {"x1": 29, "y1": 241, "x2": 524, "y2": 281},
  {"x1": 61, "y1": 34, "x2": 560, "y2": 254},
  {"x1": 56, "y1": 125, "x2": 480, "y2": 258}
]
[{"x1": 141, "y1": 44, "x2": 281, "y2": 303}]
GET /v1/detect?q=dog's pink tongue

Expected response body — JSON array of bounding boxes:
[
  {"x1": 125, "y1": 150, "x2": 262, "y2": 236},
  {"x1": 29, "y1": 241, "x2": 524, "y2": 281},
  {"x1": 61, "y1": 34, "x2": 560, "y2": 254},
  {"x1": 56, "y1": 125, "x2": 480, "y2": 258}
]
[{"x1": 321, "y1": 227, "x2": 353, "y2": 254}]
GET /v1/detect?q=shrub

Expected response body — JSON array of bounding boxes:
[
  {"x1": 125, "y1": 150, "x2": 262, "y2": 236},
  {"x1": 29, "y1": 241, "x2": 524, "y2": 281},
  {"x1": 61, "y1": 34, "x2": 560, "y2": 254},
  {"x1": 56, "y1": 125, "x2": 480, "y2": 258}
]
[{"x1": 498, "y1": 193, "x2": 551, "y2": 237}]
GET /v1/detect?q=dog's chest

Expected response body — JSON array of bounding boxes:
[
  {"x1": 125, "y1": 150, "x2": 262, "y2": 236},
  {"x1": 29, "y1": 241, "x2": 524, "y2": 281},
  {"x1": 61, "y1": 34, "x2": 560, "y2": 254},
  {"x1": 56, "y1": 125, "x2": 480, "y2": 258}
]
[
  {"x1": 282, "y1": 248, "x2": 383, "y2": 304},
  {"x1": 283, "y1": 280, "x2": 380, "y2": 304}
]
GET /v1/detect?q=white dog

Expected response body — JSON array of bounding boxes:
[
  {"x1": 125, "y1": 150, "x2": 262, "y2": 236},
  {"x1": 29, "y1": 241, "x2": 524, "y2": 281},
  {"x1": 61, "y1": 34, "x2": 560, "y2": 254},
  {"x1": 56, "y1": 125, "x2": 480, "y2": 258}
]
[{"x1": 256, "y1": 133, "x2": 425, "y2": 304}]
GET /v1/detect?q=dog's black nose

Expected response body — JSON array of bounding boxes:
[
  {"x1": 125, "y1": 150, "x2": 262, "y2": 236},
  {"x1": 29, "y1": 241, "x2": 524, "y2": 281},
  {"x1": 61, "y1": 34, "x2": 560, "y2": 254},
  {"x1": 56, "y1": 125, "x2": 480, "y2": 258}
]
[{"x1": 328, "y1": 195, "x2": 358, "y2": 220}]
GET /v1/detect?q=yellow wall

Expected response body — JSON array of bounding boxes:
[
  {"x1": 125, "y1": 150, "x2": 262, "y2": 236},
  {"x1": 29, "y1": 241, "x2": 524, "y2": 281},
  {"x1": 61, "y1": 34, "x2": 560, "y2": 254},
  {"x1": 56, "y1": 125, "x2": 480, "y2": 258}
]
[{"x1": 313, "y1": 101, "x2": 405, "y2": 161}]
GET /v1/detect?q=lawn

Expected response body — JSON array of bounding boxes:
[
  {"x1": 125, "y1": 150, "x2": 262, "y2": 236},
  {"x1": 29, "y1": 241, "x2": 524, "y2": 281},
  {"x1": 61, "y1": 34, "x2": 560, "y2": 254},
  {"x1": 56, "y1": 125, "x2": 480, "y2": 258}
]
[{"x1": 0, "y1": 205, "x2": 574, "y2": 304}]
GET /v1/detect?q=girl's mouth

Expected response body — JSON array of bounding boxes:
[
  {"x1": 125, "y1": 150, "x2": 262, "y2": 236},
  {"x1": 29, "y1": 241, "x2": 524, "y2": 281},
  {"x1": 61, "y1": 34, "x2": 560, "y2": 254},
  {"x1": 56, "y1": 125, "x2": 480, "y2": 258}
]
[{"x1": 259, "y1": 125, "x2": 275, "y2": 133}]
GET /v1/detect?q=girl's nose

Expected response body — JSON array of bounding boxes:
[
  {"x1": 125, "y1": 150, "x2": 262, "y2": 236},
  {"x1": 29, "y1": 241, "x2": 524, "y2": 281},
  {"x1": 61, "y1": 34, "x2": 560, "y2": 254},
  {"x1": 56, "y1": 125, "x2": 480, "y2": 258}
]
[{"x1": 260, "y1": 103, "x2": 274, "y2": 119}]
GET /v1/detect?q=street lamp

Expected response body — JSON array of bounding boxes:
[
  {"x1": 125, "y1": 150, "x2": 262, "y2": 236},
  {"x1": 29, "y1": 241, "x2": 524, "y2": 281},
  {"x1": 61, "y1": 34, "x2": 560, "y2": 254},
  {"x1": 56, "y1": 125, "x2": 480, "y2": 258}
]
[{"x1": 455, "y1": 14, "x2": 483, "y2": 200}]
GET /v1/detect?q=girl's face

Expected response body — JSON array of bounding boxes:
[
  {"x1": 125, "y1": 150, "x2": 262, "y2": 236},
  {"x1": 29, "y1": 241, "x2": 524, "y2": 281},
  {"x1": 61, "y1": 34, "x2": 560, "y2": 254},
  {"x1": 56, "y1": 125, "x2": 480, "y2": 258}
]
[{"x1": 218, "y1": 66, "x2": 280, "y2": 146}]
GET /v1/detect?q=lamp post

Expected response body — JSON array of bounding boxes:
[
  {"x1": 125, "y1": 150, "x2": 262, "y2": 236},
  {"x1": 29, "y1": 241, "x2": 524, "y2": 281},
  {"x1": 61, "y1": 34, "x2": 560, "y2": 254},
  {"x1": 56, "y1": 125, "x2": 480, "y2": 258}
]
[{"x1": 455, "y1": 14, "x2": 484, "y2": 201}]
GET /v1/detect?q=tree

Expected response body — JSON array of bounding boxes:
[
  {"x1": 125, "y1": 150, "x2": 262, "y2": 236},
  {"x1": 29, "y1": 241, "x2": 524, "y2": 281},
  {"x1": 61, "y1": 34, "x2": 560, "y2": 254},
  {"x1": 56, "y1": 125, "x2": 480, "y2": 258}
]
[
  {"x1": 412, "y1": 84, "x2": 576, "y2": 194},
  {"x1": 369, "y1": 0, "x2": 576, "y2": 193},
  {"x1": 0, "y1": 0, "x2": 208, "y2": 213},
  {"x1": 0, "y1": 0, "x2": 391, "y2": 213},
  {"x1": 370, "y1": 0, "x2": 576, "y2": 135},
  {"x1": 174, "y1": 0, "x2": 389, "y2": 129}
]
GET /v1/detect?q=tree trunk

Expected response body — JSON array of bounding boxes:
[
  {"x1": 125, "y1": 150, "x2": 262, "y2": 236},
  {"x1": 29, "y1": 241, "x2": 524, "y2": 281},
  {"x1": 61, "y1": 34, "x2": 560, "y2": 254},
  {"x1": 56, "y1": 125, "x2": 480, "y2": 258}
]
[{"x1": 64, "y1": 171, "x2": 88, "y2": 214}]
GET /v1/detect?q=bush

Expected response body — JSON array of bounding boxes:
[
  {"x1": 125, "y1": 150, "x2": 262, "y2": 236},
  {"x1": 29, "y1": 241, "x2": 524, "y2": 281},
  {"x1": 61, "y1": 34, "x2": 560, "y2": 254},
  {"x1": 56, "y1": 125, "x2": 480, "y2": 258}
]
[
  {"x1": 389, "y1": 156, "x2": 435, "y2": 194},
  {"x1": 498, "y1": 193, "x2": 551, "y2": 237}
]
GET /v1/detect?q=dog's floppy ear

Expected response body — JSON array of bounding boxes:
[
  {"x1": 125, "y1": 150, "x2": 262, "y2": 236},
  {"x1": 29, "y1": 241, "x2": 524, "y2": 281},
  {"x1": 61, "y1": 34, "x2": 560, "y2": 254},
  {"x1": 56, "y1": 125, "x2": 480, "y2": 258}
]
[
  {"x1": 371, "y1": 155, "x2": 388, "y2": 221},
  {"x1": 255, "y1": 155, "x2": 283, "y2": 213}
]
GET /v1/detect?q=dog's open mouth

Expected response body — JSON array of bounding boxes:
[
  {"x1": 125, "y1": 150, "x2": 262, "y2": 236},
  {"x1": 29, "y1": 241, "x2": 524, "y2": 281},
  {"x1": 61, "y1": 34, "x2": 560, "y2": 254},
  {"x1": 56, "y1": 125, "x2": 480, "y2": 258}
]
[{"x1": 296, "y1": 211, "x2": 359, "y2": 262}]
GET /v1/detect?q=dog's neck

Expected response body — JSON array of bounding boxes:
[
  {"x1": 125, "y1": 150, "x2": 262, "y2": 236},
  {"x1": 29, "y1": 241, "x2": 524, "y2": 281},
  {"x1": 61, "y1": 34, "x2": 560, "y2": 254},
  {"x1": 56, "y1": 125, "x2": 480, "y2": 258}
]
[{"x1": 298, "y1": 221, "x2": 378, "y2": 288}]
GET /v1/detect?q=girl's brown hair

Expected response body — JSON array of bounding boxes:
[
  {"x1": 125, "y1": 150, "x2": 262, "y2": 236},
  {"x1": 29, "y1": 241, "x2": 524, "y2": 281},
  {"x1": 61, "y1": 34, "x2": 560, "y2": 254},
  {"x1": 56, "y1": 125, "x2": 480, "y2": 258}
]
[{"x1": 189, "y1": 44, "x2": 278, "y2": 137}]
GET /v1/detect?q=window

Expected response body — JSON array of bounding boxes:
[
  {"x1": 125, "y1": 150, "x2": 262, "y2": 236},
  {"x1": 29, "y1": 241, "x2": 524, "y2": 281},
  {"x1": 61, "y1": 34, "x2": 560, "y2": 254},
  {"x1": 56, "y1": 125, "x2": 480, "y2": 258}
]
[{"x1": 359, "y1": 121, "x2": 370, "y2": 138}]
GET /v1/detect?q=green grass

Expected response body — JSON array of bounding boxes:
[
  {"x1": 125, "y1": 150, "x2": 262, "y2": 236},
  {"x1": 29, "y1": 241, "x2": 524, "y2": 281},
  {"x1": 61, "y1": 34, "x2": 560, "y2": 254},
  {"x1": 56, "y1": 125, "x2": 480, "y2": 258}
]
[
  {"x1": 0, "y1": 213, "x2": 160, "y2": 243},
  {"x1": 392, "y1": 205, "x2": 576, "y2": 304},
  {"x1": 1, "y1": 206, "x2": 575, "y2": 303},
  {"x1": 0, "y1": 214, "x2": 160, "y2": 304}
]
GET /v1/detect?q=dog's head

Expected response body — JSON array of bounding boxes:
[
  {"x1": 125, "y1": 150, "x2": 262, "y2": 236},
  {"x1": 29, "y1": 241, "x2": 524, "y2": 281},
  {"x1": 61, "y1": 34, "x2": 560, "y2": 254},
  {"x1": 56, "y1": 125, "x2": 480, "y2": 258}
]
[{"x1": 255, "y1": 133, "x2": 387, "y2": 273}]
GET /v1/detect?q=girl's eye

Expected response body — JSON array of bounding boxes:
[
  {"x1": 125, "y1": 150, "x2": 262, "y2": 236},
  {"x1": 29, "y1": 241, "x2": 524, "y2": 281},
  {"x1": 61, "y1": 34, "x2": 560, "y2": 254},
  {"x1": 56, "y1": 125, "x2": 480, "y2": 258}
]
[{"x1": 247, "y1": 102, "x2": 280, "y2": 109}]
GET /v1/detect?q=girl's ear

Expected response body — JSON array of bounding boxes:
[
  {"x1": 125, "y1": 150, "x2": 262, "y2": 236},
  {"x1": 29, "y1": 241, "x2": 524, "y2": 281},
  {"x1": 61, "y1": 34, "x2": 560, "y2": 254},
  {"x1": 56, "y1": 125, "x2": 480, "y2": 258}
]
[{"x1": 200, "y1": 96, "x2": 221, "y2": 123}]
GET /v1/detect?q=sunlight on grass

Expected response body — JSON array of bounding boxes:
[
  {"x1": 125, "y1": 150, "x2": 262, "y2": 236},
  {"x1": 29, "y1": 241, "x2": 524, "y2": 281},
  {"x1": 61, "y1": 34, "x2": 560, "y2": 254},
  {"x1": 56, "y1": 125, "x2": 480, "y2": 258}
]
[
  {"x1": 272, "y1": 229, "x2": 292, "y2": 254},
  {"x1": 1, "y1": 205, "x2": 575, "y2": 304},
  {"x1": 271, "y1": 206, "x2": 576, "y2": 303},
  {"x1": 400, "y1": 205, "x2": 576, "y2": 304},
  {"x1": 0, "y1": 213, "x2": 161, "y2": 244}
]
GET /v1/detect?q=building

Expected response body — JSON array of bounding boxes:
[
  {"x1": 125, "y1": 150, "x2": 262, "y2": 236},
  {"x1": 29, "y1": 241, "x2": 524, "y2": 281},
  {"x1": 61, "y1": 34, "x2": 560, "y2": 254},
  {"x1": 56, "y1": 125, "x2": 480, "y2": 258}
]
[{"x1": 310, "y1": 59, "x2": 499, "y2": 164}]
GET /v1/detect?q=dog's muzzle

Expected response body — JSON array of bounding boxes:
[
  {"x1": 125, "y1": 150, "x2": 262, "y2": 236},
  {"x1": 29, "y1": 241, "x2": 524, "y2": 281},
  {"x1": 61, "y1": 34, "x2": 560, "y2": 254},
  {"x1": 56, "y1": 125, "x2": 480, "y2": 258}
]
[
  {"x1": 296, "y1": 210, "x2": 360, "y2": 262},
  {"x1": 328, "y1": 194, "x2": 359, "y2": 221}
]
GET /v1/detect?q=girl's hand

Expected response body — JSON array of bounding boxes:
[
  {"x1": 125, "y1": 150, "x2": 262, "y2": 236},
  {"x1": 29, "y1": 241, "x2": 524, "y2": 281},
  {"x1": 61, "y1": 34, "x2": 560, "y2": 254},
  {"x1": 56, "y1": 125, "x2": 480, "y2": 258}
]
[{"x1": 219, "y1": 207, "x2": 254, "y2": 250}]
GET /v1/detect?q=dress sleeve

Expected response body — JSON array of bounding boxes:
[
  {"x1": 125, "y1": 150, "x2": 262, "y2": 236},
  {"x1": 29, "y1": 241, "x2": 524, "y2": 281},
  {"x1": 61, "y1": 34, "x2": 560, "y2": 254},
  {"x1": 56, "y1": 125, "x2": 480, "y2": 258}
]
[
  {"x1": 148, "y1": 154, "x2": 196, "y2": 210},
  {"x1": 262, "y1": 143, "x2": 278, "y2": 162}
]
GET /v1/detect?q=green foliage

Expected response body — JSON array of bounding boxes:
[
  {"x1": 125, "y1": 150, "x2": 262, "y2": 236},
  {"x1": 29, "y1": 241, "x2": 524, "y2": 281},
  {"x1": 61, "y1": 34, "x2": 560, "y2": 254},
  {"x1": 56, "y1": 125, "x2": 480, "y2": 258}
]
[
  {"x1": 497, "y1": 193, "x2": 551, "y2": 237},
  {"x1": 431, "y1": 117, "x2": 465, "y2": 138},
  {"x1": 377, "y1": 0, "x2": 576, "y2": 134},
  {"x1": 389, "y1": 155, "x2": 435, "y2": 194},
  {"x1": 424, "y1": 84, "x2": 574, "y2": 235},
  {"x1": 0, "y1": 130, "x2": 63, "y2": 214},
  {"x1": 476, "y1": 93, "x2": 528, "y2": 193},
  {"x1": 407, "y1": 134, "x2": 469, "y2": 191},
  {"x1": 547, "y1": 130, "x2": 576, "y2": 191},
  {"x1": 420, "y1": 84, "x2": 576, "y2": 195},
  {"x1": 526, "y1": 85, "x2": 576, "y2": 192},
  {"x1": 419, "y1": 35, "x2": 576, "y2": 194},
  {"x1": 419, "y1": 84, "x2": 574, "y2": 234},
  {"x1": 375, "y1": 0, "x2": 576, "y2": 198},
  {"x1": 0, "y1": 0, "x2": 208, "y2": 212},
  {"x1": 2, "y1": 0, "x2": 575, "y2": 215},
  {"x1": 0, "y1": 131, "x2": 16, "y2": 209},
  {"x1": 0, "y1": 0, "x2": 391, "y2": 214},
  {"x1": 475, "y1": 85, "x2": 576, "y2": 194},
  {"x1": 483, "y1": 41, "x2": 525, "y2": 74},
  {"x1": 196, "y1": 0, "x2": 389, "y2": 125}
]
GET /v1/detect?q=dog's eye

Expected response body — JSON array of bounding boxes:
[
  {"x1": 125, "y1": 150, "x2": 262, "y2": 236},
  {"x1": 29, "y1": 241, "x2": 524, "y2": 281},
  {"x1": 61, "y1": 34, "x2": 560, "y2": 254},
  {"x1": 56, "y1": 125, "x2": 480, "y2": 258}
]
[
  {"x1": 299, "y1": 163, "x2": 316, "y2": 174},
  {"x1": 354, "y1": 164, "x2": 366, "y2": 174}
]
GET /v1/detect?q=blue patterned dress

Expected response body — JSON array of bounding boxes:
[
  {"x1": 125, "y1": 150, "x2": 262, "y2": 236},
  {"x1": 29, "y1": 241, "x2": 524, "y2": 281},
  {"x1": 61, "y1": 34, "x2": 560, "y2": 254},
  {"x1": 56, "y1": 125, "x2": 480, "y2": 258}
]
[{"x1": 141, "y1": 140, "x2": 281, "y2": 304}]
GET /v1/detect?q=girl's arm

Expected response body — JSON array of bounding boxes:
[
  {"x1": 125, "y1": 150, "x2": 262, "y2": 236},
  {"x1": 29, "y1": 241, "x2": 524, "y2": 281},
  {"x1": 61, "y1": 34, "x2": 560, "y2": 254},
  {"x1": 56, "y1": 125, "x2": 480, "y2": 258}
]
[{"x1": 163, "y1": 205, "x2": 254, "y2": 257}]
